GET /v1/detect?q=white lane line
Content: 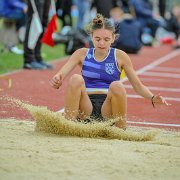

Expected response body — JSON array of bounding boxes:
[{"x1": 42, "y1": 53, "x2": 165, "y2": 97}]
[
  {"x1": 127, "y1": 94, "x2": 180, "y2": 102},
  {"x1": 59, "y1": 94, "x2": 180, "y2": 112},
  {"x1": 142, "y1": 72, "x2": 180, "y2": 78},
  {"x1": 139, "y1": 77, "x2": 179, "y2": 83},
  {"x1": 58, "y1": 51, "x2": 180, "y2": 116},
  {"x1": 121, "y1": 50, "x2": 180, "y2": 82},
  {"x1": 59, "y1": 108, "x2": 64, "y2": 112},
  {"x1": 57, "y1": 108, "x2": 180, "y2": 128},
  {"x1": 124, "y1": 85, "x2": 180, "y2": 92},
  {"x1": 58, "y1": 109, "x2": 180, "y2": 127},
  {"x1": 153, "y1": 66, "x2": 180, "y2": 73},
  {"x1": 127, "y1": 121, "x2": 180, "y2": 128},
  {"x1": 136, "y1": 50, "x2": 180, "y2": 75}
]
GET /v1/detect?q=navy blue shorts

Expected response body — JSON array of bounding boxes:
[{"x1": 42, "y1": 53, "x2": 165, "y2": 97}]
[{"x1": 88, "y1": 94, "x2": 107, "y2": 121}]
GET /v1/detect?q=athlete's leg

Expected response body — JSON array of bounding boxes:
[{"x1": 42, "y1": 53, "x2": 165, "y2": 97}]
[
  {"x1": 64, "y1": 74, "x2": 93, "y2": 120},
  {"x1": 101, "y1": 81, "x2": 127, "y2": 128}
]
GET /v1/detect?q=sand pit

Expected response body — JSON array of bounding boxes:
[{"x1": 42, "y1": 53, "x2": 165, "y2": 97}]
[
  {"x1": 0, "y1": 99, "x2": 180, "y2": 179},
  {"x1": 0, "y1": 119, "x2": 180, "y2": 179}
]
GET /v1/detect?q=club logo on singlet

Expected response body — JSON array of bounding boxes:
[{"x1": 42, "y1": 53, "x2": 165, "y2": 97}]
[
  {"x1": 105, "y1": 63, "x2": 115, "y2": 75},
  {"x1": 87, "y1": 53, "x2": 92, "y2": 59}
]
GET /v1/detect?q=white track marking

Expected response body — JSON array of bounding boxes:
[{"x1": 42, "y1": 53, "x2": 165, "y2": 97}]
[
  {"x1": 127, "y1": 94, "x2": 180, "y2": 102},
  {"x1": 124, "y1": 85, "x2": 180, "y2": 92},
  {"x1": 121, "y1": 50, "x2": 180, "y2": 82},
  {"x1": 2, "y1": 50, "x2": 179, "y2": 128},
  {"x1": 142, "y1": 72, "x2": 180, "y2": 78},
  {"x1": 153, "y1": 66, "x2": 180, "y2": 73},
  {"x1": 56, "y1": 51, "x2": 180, "y2": 127},
  {"x1": 139, "y1": 77, "x2": 179, "y2": 83},
  {"x1": 135, "y1": 50, "x2": 180, "y2": 75},
  {"x1": 127, "y1": 121, "x2": 180, "y2": 128},
  {"x1": 59, "y1": 108, "x2": 64, "y2": 112},
  {"x1": 59, "y1": 93, "x2": 180, "y2": 113},
  {"x1": 58, "y1": 108, "x2": 180, "y2": 128}
]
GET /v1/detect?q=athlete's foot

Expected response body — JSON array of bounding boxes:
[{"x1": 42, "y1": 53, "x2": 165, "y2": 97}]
[
  {"x1": 58, "y1": 111, "x2": 65, "y2": 117},
  {"x1": 115, "y1": 120, "x2": 126, "y2": 130}
]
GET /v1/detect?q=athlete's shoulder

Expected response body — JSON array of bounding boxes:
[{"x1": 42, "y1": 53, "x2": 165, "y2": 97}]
[
  {"x1": 69, "y1": 48, "x2": 89, "y2": 64},
  {"x1": 115, "y1": 48, "x2": 130, "y2": 59},
  {"x1": 71, "y1": 48, "x2": 88, "y2": 59},
  {"x1": 73, "y1": 48, "x2": 89, "y2": 56}
]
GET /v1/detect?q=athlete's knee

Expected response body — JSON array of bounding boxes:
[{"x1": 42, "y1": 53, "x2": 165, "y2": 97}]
[
  {"x1": 68, "y1": 74, "x2": 84, "y2": 89},
  {"x1": 109, "y1": 81, "x2": 126, "y2": 97}
]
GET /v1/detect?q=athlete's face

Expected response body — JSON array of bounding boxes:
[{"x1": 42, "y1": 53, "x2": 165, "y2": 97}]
[{"x1": 91, "y1": 28, "x2": 115, "y2": 52}]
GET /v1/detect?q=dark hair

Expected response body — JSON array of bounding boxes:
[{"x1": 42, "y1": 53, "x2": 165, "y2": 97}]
[{"x1": 86, "y1": 14, "x2": 116, "y2": 35}]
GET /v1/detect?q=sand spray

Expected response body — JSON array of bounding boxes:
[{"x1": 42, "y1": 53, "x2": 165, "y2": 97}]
[{"x1": 2, "y1": 97, "x2": 160, "y2": 141}]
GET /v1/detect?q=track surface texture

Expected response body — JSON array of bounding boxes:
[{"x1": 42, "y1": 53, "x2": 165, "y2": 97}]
[{"x1": 0, "y1": 45, "x2": 180, "y2": 130}]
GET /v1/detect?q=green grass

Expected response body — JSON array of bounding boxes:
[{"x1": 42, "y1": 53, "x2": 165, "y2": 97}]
[
  {"x1": 0, "y1": 43, "x2": 66, "y2": 74},
  {"x1": 0, "y1": 13, "x2": 80, "y2": 74},
  {"x1": 0, "y1": 16, "x2": 68, "y2": 75}
]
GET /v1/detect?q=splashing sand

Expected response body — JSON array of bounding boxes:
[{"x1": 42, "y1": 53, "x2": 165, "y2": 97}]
[
  {"x1": 1, "y1": 97, "x2": 180, "y2": 179},
  {"x1": 8, "y1": 98, "x2": 158, "y2": 141}
]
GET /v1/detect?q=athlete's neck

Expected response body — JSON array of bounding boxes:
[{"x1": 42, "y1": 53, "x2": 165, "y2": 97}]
[{"x1": 94, "y1": 48, "x2": 110, "y2": 61}]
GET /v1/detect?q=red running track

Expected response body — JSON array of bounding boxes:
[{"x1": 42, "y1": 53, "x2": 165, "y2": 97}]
[{"x1": 0, "y1": 45, "x2": 180, "y2": 130}]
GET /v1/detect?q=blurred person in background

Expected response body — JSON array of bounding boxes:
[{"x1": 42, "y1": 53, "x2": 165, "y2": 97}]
[
  {"x1": 56, "y1": 0, "x2": 74, "y2": 28},
  {"x1": 158, "y1": 0, "x2": 166, "y2": 18},
  {"x1": 91, "y1": 0, "x2": 122, "y2": 18},
  {"x1": 73, "y1": 0, "x2": 92, "y2": 30},
  {"x1": 129, "y1": 0, "x2": 160, "y2": 45},
  {"x1": 110, "y1": 6, "x2": 142, "y2": 53},
  {"x1": 165, "y1": 4, "x2": 180, "y2": 49},
  {"x1": 23, "y1": 0, "x2": 53, "y2": 70},
  {"x1": 0, "y1": 0, "x2": 27, "y2": 54}
]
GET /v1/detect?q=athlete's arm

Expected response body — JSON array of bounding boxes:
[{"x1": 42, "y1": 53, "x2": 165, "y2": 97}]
[
  {"x1": 50, "y1": 48, "x2": 87, "y2": 89},
  {"x1": 116, "y1": 50, "x2": 153, "y2": 100},
  {"x1": 57, "y1": 48, "x2": 87, "y2": 79},
  {"x1": 116, "y1": 50, "x2": 169, "y2": 106}
]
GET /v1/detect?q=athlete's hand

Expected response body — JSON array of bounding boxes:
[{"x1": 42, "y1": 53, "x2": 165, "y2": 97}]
[
  {"x1": 50, "y1": 74, "x2": 62, "y2": 89},
  {"x1": 152, "y1": 94, "x2": 170, "y2": 107}
]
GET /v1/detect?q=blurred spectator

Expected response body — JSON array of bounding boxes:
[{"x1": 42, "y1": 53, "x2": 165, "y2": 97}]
[
  {"x1": 165, "y1": 4, "x2": 180, "y2": 48},
  {"x1": 91, "y1": 0, "x2": 122, "y2": 18},
  {"x1": 111, "y1": 7, "x2": 142, "y2": 53},
  {"x1": 56, "y1": 0, "x2": 74, "y2": 27},
  {"x1": 120, "y1": 0, "x2": 133, "y2": 13},
  {"x1": 0, "y1": 0, "x2": 27, "y2": 30},
  {"x1": 159, "y1": 0, "x2": 166, "y2": 18},
  {"x1": 129, "y1": 0, "x2": 160, "y2": 38},
  {"x1": 23, "y1": 0, "x2": 53, "y2": 70},
  {"x1": 73, "y1": 0, "x2": 92, "y2": 30},
  {"x1": 0, "y1": 0, "x2": 27, "y2": 54}
]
